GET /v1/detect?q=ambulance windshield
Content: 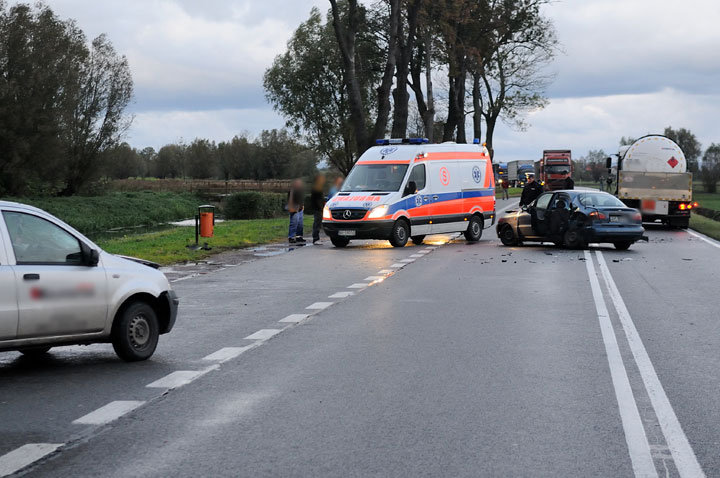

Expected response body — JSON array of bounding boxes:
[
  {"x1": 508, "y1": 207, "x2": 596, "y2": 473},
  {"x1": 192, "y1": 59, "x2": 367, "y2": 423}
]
[{"x1": 341, "y1": 164, "x2": 409, "y2": 192}]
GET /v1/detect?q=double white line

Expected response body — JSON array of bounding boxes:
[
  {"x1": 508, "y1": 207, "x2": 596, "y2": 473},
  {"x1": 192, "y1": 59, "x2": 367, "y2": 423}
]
[{"x1": 584, "y1": 250, "x2": 704, "y2": 478}]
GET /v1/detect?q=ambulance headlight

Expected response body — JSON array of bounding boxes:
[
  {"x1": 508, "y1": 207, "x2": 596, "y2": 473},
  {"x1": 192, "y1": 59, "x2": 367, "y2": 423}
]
[
  {"x1": 323, "y1": 206, "x2": 331, "y2": 220},
  {"x1": 367, "y1": 205, "x2": 389, "y2": 219}
]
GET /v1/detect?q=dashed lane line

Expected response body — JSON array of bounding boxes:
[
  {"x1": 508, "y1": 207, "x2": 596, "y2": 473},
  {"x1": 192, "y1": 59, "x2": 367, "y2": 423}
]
[
  {"x1": 596, "y1": 251, "x2": 705, "y2": 478},
  {"x1": 146, "y1": 366, "x2": 219, "y2": 389},
  {"x1": 584, "y1": 251, "x2": 657, "y2": 478},
  {"x1": 72, "y1": 401, "x2": 146, "y2": 426},
  {"x1": 364, "y1": 276, "x2": 385, "y2": 281},
  {"x1": 348, "y1": 283, "x2": 369, "y2": 289},
  {"x1": 389, "y1": 263, "x2": 404, "y2": 268},
  {"x1": 378, "y1": 269, "x2": 394, "y2": 274},
  {"x1": 306, "y1": 302, "x2": 333, "y2": 310},
  {"x1": 400, "y1": 258, "x2": 415, "y2": 263},
  {"x1": 0, "y1": 444, "x2": 63, "y2": 478},
  {"x1": 329, "y1": 292, "x2": 354, "y2": 299},
  {"x1": 279, "y1": 314, "x2": 310, "y2": 323},
  {"x1": 244, "y1": 329, "x2": 283, "y2": 341},
  {"x1": 202, "y1": 346, "x2": 255, "y2": 362}
]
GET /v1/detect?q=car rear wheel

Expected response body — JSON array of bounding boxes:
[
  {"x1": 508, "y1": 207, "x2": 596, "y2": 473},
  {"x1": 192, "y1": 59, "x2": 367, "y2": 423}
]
[
  {"x1": 614, "y1": 241, "x2": 633, "y2": 251},
  {"x1": 112, "y1": 301, "x2": 159, "y2": 362},
  {"x1": 330, "y1": 236, "x2": 350, "y2": 248},
  {"x1": 464, "y1": 215, "x2": 483, "y2": 242},
  {"x1": 563, "y1": 228, "x2": 586, "y2": 249},
  {"x1": 18, "y1": 346, "x2": 52, "y2": 357},
  {"x1": 411, "y1": 235, "x2": 425, "y2": 245},
  {"x1": 499, "y1": 224, "x2": 518, "y2": 246},
  {"x1": 389, "y1": 220, "x2": 410, "y2": 247}
]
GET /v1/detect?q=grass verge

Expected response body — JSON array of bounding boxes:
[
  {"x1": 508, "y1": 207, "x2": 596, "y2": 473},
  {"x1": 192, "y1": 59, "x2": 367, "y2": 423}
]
[
  {"x1": 97, "y1": 216, "x2": 313, "y2": 265},
  {"x1": 4, "y1": 192, "x2": 202, "y2": 236},
  {"x1": 690, "y1": 214, "x2": 720, "y2": 242},
  {"x1": 692, "y1": 191, "x2": 720, "y2": 211}
]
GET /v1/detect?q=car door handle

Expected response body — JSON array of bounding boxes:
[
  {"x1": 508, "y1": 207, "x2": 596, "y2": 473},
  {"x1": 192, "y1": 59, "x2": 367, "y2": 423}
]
[
  {"x1": 432, "y1": 195, "x2": 439, "y2": 200},
  {"x1": 23, "y1": 273, "x2": 40, "y2": 281}
]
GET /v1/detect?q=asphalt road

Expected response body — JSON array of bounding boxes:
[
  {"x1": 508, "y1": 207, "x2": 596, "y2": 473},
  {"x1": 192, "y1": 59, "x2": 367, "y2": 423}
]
[{"x1": 2, "y1": 198, "x2": 720, "y2": 477}]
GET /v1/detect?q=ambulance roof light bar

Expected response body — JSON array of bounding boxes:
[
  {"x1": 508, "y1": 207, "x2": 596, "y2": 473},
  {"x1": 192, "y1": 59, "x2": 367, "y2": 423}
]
[{"x1": 375, "y1": 138, "x2": 430, "y2": 145}]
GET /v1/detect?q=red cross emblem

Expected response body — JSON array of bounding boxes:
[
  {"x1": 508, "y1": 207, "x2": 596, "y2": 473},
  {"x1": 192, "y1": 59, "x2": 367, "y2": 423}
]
[{"x1": 667, "y1": 156, "x2": 679, "y2": 168}]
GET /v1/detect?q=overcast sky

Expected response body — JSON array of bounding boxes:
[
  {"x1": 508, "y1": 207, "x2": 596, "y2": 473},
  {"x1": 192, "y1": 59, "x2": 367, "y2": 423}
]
[{"x1": 21, "y1": 0, "x2": 720, "y2": 162}]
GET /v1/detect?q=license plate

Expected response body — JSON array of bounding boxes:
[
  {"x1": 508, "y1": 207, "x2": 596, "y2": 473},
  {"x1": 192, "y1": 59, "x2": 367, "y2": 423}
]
[
  {"x1": 338, "y1": 230, "x2": 356, "y2": 237},
  {"x1": 610, "y1": 216, "x2": 619, "y2": 223}
]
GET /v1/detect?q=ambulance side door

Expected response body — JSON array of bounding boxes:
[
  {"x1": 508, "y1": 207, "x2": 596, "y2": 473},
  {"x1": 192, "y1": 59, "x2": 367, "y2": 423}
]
[
  {"x1": 406, "y1": 163, "x2": 432, "y2": 236},
  {"x1": 426, "y1": 160, "x2": 461, "y2": 233}
]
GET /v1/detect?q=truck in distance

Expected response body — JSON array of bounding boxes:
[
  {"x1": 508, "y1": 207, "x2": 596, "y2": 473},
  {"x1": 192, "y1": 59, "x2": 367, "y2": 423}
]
[
  {"x1": 507, "y1": 160, "x2": 534, "y2": 187},
  {"x1": 536, "y1": 150, "x2": 572, "y2": 191},
  {"x1": 606, "y1": 135, "x2": 695, "y2": 228}
]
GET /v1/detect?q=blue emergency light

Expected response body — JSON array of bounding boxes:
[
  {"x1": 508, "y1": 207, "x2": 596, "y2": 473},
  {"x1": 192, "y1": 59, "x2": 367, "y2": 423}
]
[
  {"x1": 375, "y1": 138, "x2": 430, "y2": 145},
  {"x1": 473, "y1": 138, "x2": 481, "y2": 144}
]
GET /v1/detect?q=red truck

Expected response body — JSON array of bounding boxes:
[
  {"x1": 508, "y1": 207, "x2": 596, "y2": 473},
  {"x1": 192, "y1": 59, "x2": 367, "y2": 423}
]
[{"x1": 535, "y1": 150, "x2": 573, "y2": 191}]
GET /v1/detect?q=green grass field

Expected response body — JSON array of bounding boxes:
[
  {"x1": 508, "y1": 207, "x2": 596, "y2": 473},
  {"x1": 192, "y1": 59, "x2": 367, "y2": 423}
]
[
  {"x1": 690, "y1": 214, "x2": 720, "y2": 242},
  {"x1": 693, "y1": 191, "x2": 720, "y2": 211},
  {"x1": 97, "y1": 216, "x2": 313, "y2": 265},
  {"x1": 3, "y1": 192, "x2": 203, "y2": 236}
]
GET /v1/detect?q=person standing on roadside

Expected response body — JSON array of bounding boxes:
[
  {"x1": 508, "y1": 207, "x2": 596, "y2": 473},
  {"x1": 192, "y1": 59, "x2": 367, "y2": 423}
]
[
  {"x1": 563, "y1": 171, "x2": 575, "y2": 190},
  {"x1": 310, "y1": 174, "x2": 326, "y2": 245},
  {"x1": 520, "y1": 174, "x2": 543, "y2": 206},
  {"x1": 288, "y1": 179, "x2": 306, "y2": 244},
  {"x1": 500, "y1": 179, "x2": 509, "y2": 200}
]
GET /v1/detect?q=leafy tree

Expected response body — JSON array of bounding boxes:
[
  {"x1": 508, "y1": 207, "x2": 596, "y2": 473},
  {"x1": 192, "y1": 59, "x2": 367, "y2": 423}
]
[
  {"x1": 137, "y1": 147, "x2": 156, "y2": 178},
  {"x1": 701, "y1": 144, "x2": 720, "y2": 193},
  {"x1": 264, "y1": 7, "x2": 380, "y2": 175},
  {"x1": 217, "y1": 135, "x2": 255, "y2": 180},
  {"x1": 103, "y1": 142, "x2": 139, "y2": 179},
  {"x1": 664, "y1": 127, "x2": 702, "y2": 173},
  {"x1": 185, "y1": 139, "x2": 217, "y2": 179},
  {"x1": 619, "y1": 137, "x2": 636, "y2": 146},
  {"x1": 155, "y1": 144, "x2": 185, "y2": 179},
  {"x1": 253, "y1": 129, "x2": 317, "y2": 180}
]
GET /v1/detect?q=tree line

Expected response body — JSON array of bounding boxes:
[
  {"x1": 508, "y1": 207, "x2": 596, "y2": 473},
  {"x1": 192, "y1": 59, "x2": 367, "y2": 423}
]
[
  {"x1": 103, "y1": 129, "x2": 317, "y2": 182},
  {"x1": 0, "y1": 2, "x2": 132, "y2": 196},
  {"x1": 264, "y1": 0, "x2": 557, "y2": 174}
]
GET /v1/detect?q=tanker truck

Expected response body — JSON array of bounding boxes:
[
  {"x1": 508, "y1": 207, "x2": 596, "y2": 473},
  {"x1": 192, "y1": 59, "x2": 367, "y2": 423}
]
[{"x1": 606, "y1": 135, "x2": 695, "y2": 228}]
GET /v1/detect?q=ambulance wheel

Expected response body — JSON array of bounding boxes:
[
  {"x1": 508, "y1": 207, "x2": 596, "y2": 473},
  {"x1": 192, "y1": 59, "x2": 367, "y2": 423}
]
[
  {"x1": 411, "y1": 235, "x2": 425, "y2": 245},
  {"x1": 389, "y1": 220, "x2": 409, "y2": 247},
  {"x1": 499, "y1": 224, "x2": 518, "y2": 246},
  {"x1": 330, "y1": 236, "x2": 350, "y2": 248},
  {"x1": 464, "y1": 215, "x2": 483, "y2": 242}
]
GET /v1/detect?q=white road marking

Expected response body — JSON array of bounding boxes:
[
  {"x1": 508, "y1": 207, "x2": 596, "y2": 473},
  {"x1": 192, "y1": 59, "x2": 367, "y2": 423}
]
[
  {"x1": 596, "y1": 251, "x2": 705, "y2": 478},
  {"x1": 329, "y1": 291, "x2": 354, "y2": 299},
  {"x1": 279, "y1": 314, "x2": 310, "y2": 323},
  {"x1": 687, "y1": 229, "x2": 720, "y2": 249},
  {"x1": 584, "y1": 251, "x2": 657, "y2": 478},
  {"x1": 306, "y1": 302, "x2": 333, "y2": 310},
  {"x1": 72, "y1": 401, "x2": 145, "y2": 426},
  {"x1": 146, "y1": 366, "x2": 218, "y2": 389},
  {"x1": 202, "y1": 346, "x2": 254, "y2": 362},
  {"x1": 364, "y1": 276, "x2": 384, "y2": 281},
  {"x1": 170, "y1": 273, "x2": 200, "y2": 283},
  {"x1": 377, "y1": 270, "x2": 394, "y2": 274},
  {"x1": 244, "y1": 329, "x2": 283, "y2": 341},
  {"x1": 389, "y1": 263, "x2": 404, "y2": 268},
  {"x1": 409, "y1": 254, "x2": 423, "y2": 258},
  {"x1": 400, "y1": 258, "x2": 415, "y2": 263},
  {"x1": 347, "y1": 283, "x2": 368, "y2": 289},
  {"x1": 0, "y1": 443, "x2": 62, "y2": 477}
]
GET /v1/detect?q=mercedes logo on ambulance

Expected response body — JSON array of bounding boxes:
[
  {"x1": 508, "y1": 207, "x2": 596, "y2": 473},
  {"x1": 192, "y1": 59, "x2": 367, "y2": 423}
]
[{"x1": 343, "y1": 209, "x2": 352, "y2": 219}]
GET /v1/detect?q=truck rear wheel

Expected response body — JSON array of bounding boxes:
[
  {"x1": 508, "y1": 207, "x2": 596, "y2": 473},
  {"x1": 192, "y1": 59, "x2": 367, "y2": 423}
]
[
  {"x1": 464, "y1": 215, "x2": 483, "y2": 242},
  {"x1": 330, "y1": 236, "x2": 350, "y2": 248},
  {"x1": 389, "y1": 220, "x2": 409, "y2": 247}
]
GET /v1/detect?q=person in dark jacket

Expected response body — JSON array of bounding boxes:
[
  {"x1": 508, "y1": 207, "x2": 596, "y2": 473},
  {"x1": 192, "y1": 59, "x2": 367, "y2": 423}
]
[
  {"x1": 520, "y1": 174, "x2": 543, "y2": 206},
  {"x1": 288, "y1": 179, "x2": 306, "y2": 244},
  {"x1": 310, "y1": 174, "x2": 326, "y2": 245},
  {"x1": 563, "y1": 171, "x2": 575, "y2": 190}
]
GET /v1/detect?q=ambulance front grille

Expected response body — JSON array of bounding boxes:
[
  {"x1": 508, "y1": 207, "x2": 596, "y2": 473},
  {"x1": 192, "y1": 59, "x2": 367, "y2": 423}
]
[{"x1": 331, "y1": 209, "x2": 368, "y2": 220}]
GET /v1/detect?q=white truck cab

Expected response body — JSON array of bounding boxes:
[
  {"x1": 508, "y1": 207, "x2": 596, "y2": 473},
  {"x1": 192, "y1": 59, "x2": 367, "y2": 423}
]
[
  {"x1": 0, "y1": 201, "x2": 178, "y2": 361},
  {"x1": 323, "y1": 139, "x2": 496, "y2": 247}
]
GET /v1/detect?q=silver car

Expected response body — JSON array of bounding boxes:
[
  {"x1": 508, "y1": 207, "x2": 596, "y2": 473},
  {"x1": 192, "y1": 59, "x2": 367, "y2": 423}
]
[{"x1": 0, "y1": 201, "x2": 178, "y2": 361}]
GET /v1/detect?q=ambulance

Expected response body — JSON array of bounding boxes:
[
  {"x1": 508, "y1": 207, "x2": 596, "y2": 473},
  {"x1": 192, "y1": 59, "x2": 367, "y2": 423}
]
[{"x1": 323, "y1": 139, "x2": 496, "y2": 247}]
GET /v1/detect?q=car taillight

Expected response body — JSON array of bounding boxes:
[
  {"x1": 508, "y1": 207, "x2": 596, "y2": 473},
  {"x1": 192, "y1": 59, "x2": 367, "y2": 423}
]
[
  {"x1": 633, "y1": 212, "x2": 642, "y2": 221},
  {"x1": 679, "y1": 203, "x2": 686, "y2": 210},
  {"x1": 693, "y1": 202, "x2": 699, "y2": 208},
  {"x1": 589, "y1": 211, "x2": 607, "y2": 220}
]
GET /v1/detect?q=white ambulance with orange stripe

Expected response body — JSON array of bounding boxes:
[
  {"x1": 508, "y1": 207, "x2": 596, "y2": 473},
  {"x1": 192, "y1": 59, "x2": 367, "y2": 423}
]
[{"x1": 323, "y1": 139, "x2": 496, "y2": 247}]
